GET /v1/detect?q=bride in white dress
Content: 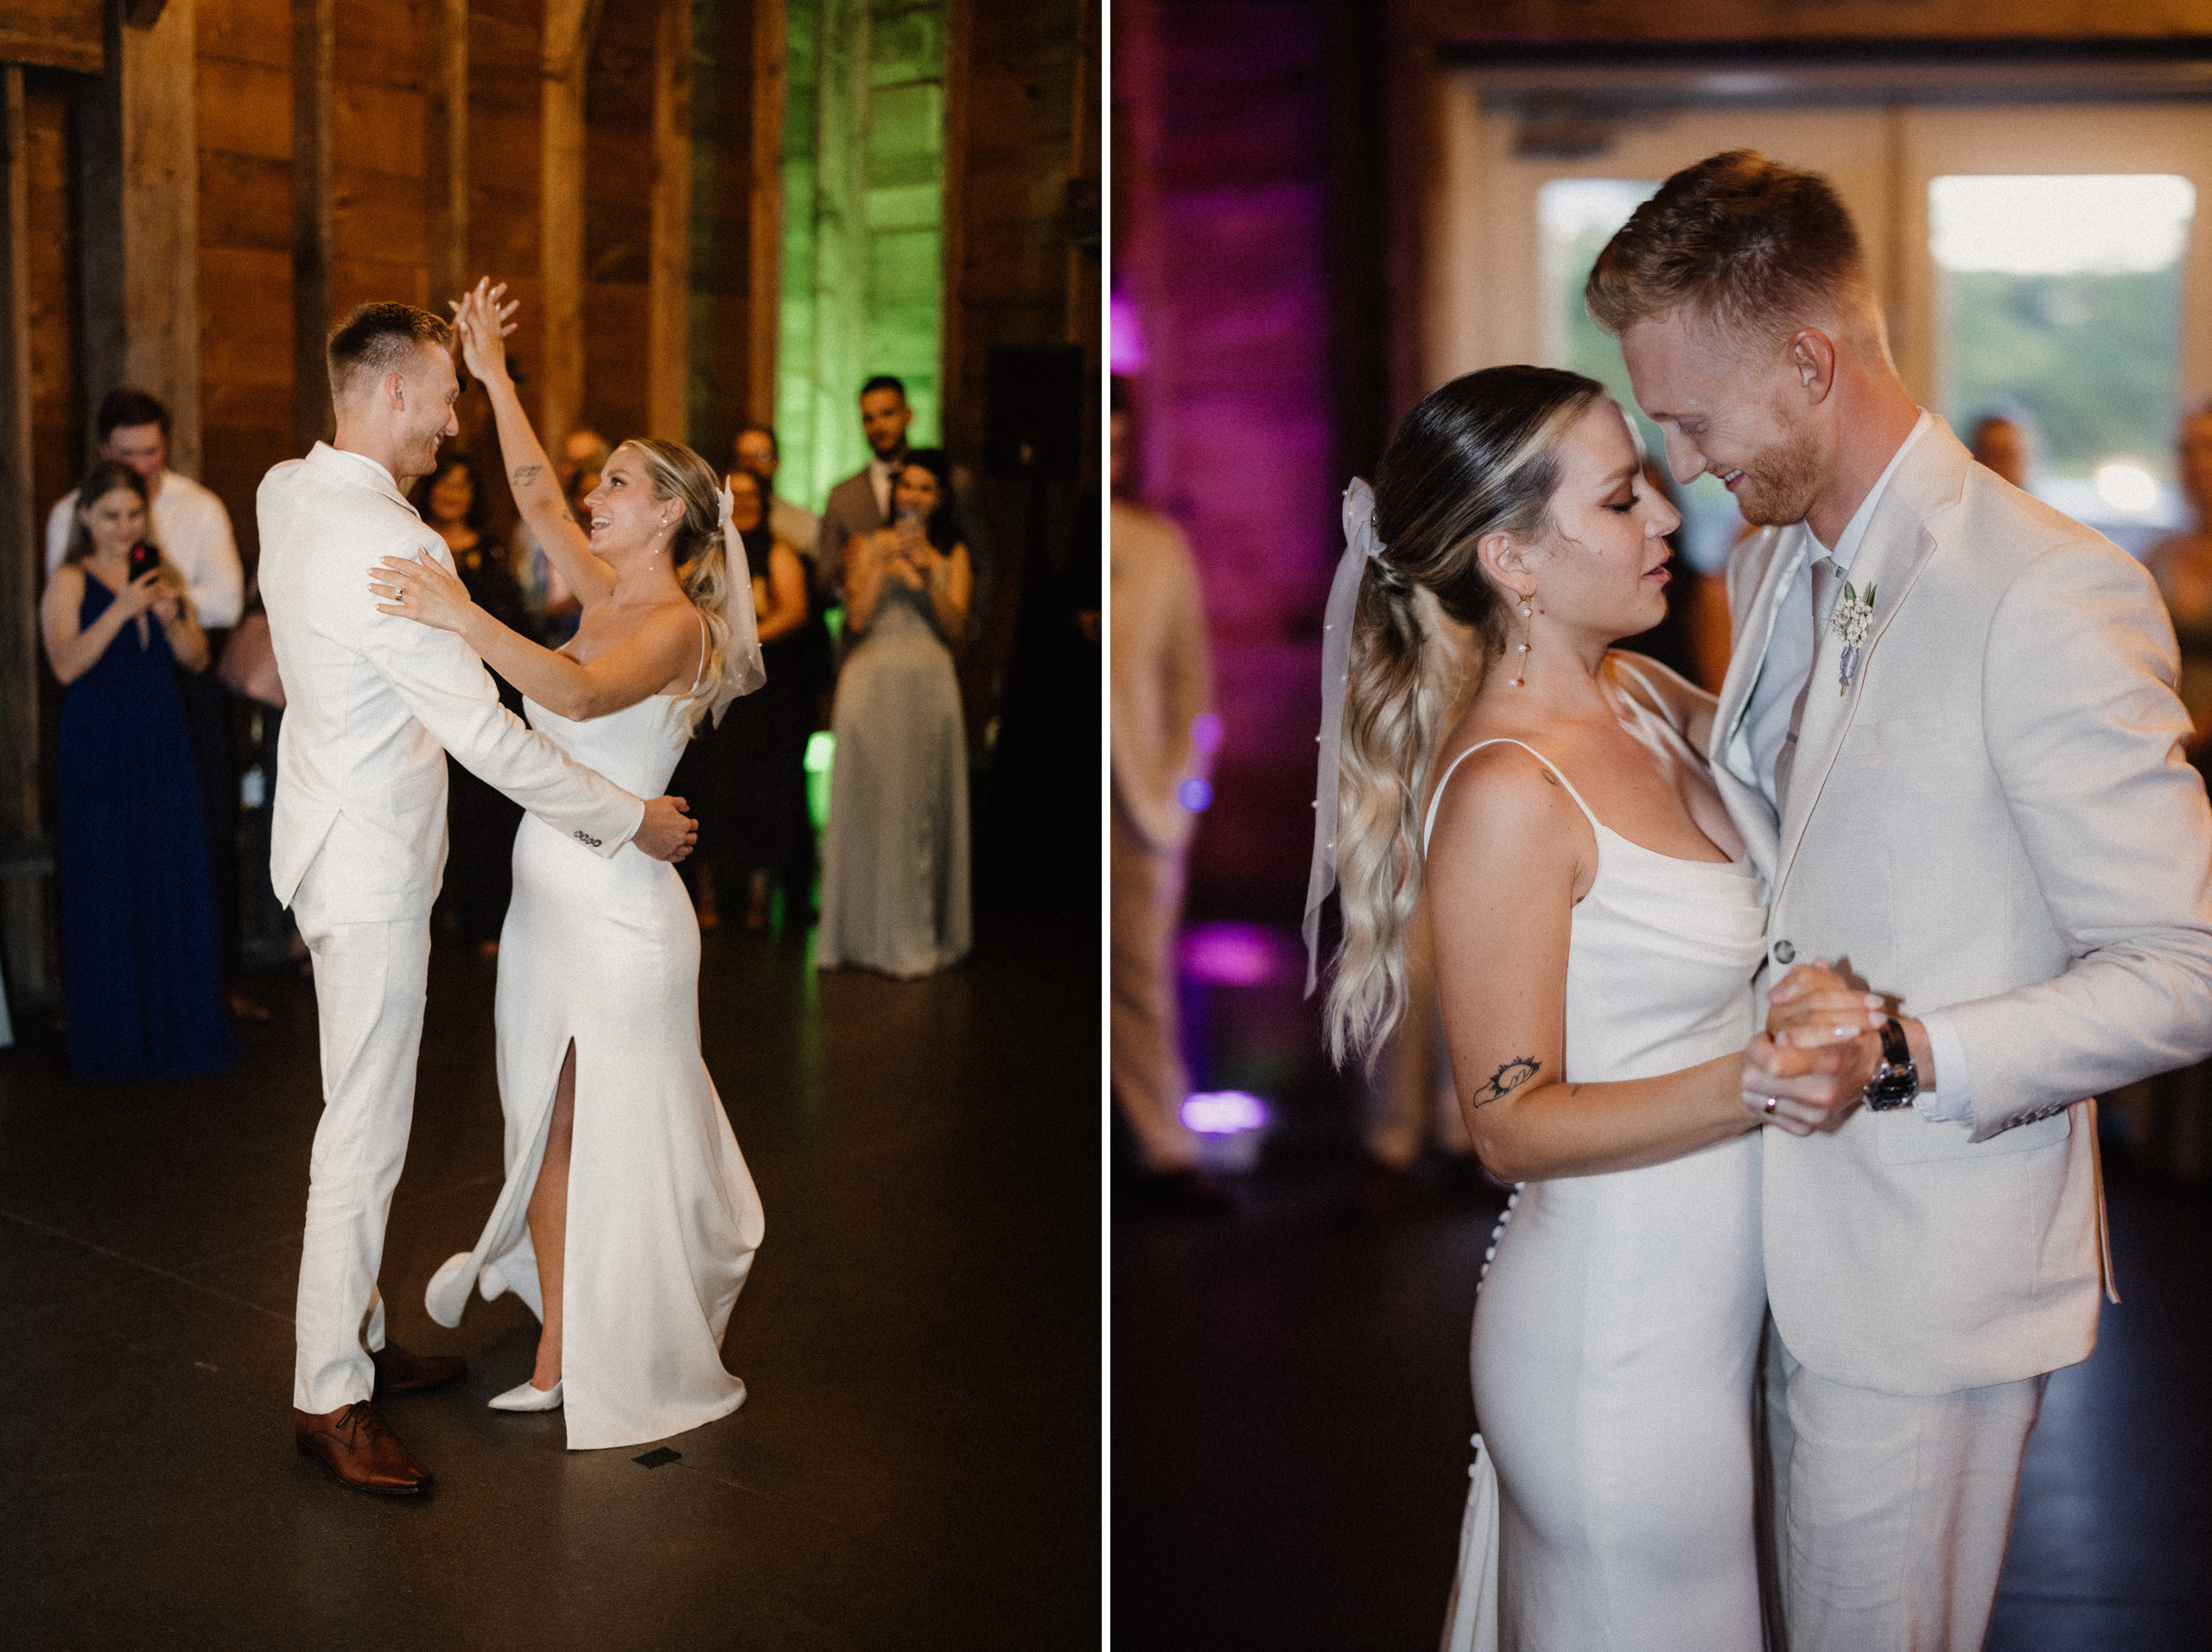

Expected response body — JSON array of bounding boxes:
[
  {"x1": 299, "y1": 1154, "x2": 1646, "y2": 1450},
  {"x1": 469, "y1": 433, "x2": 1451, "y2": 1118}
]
[
  {"x1": 1306, "y1": 367, "x2": 1878, "y2": 1648},
  {"x1": 371, "y1": 279, "x2": 766, "y2": 1451}
]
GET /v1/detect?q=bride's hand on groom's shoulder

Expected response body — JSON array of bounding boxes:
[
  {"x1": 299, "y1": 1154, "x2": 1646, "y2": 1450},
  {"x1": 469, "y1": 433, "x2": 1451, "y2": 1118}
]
[{"x1": 371, "y1": 552, "x2": 475, "y2": 636}]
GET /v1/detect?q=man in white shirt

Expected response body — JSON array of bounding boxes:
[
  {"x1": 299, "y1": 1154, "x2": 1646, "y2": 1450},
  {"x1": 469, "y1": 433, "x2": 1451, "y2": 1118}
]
[
  {"x1": 45, "y1": 389, "x2": 243, "y2": 629},
  {"x1": 732, "y1": 423, "x2": 820, "y2": 559}
]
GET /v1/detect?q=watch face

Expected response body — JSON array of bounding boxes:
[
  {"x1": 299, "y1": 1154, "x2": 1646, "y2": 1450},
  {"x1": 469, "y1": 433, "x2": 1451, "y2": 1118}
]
[{"x1": 1865, "y1": 1068, "x2": 1918, "y2": 1109}]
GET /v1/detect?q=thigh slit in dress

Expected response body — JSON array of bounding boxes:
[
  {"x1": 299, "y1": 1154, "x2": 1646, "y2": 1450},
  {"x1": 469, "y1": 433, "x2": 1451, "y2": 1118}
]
[{"x1": 426, "y1": 684, "x2": 766, "y2": 1452}]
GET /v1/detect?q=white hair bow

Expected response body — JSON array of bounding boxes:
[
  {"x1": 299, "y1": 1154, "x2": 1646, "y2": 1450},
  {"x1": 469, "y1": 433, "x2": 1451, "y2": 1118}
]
[
  {"x1": 716, "y1": 480, "x2": 734, "y2": 533},
  {"x1": 1302, "y1": 478, "x2": 1385, "y2": 997}
]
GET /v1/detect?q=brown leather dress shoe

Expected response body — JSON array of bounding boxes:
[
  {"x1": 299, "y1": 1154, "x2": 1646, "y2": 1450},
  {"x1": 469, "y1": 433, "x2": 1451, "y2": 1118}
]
[
  {"x1": 370, "y1": 1340, "x2": 467, "y2": 1395},
  {"x1": 293, "y1": 1401, "x2": 432, "y2": 1495}
]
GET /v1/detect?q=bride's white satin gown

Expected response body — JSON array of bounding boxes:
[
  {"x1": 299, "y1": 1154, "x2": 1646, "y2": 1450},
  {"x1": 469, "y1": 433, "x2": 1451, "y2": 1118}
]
[
  {"x1": 1432, "y1": 732, "x2": 1768, "y2": 1652},
  {"x1": 426, "y1": 684, "x2": 766, "y2": 1451}
]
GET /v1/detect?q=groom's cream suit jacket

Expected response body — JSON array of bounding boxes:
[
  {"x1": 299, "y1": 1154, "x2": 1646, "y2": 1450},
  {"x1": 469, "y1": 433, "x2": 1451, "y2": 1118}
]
[
  {"x1": 260, "y1": 442, "x2": 642, "y2": 924},
  {"x1": 1712, "y1": 417, "x2": 2212, "y2": 1398}
]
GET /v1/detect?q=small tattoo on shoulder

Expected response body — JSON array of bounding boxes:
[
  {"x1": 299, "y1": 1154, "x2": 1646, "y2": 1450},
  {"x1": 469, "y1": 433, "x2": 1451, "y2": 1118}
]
[
  {"x1": 1473, "y1": 1056, "x2": 1541, "y2": 1107},
  {"x1": 512, "y1": 464, "x2": 543, "y2": 486}
]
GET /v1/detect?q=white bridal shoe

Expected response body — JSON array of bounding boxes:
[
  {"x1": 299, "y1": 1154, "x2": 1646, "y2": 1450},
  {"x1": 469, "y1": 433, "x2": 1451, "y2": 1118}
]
[{"x1": 487, "y1": 1378, "x2": 563, "y2": 1412}]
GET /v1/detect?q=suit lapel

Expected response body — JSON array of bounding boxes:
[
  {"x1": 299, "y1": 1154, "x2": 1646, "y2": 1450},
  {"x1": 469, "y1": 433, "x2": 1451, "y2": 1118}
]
[
  {"x1": 1707, "y1": 524, "x2": 1802, "y2": 885},
  {"x1": 1770, "y1": 422, "x2": 1969, "y2": 899}
]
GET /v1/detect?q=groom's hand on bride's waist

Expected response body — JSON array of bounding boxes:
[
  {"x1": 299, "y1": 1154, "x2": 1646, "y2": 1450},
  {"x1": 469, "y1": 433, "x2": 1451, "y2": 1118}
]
[{"x1": 636, "y1": 794, "x2": 698, "y2": 862}]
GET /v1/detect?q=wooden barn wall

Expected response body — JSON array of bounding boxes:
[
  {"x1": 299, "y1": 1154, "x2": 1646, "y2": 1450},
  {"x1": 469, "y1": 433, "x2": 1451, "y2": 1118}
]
[
  {"x1": 690, "y1": 0, "x2": 763, "y2": 468},
  {"x1": 25, "y1": 72, "x2": 79, "y2": 552},
  {"x1": 582, "y1": 12, "x2": 652, "y2": 450}
]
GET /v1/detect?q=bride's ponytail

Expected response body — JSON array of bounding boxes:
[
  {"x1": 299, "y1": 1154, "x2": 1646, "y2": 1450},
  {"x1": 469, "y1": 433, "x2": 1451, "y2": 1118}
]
[{"x1": 1319, "y1": 366, "x2": 1603, "y2": 1068}]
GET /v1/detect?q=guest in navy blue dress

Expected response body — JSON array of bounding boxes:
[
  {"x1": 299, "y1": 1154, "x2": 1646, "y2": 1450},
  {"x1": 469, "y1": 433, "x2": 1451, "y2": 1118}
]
[{"x1": 38, "y1": 461, "x2": 236, "y2": 1081}]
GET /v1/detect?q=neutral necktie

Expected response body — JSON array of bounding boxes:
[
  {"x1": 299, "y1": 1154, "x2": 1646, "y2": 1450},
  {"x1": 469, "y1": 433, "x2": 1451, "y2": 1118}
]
[{"x1": 1773, "y1": 555, "x2": 1841, "y2": 818}]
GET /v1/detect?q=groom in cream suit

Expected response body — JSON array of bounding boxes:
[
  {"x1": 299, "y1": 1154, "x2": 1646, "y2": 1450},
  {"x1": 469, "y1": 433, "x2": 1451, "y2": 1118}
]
[
  {"x1": 1596, "y1": 153, "x2": 2212, "y2": 1649},
  {"x1": 263, "y1": 302, "x2": 697, "y2": 1493}
]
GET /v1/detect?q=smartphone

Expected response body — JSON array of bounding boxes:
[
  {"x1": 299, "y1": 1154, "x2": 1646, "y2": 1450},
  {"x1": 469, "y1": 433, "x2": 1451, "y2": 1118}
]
[{"x1": 126, "y1": 540, "x2": 161, "y2": 582}]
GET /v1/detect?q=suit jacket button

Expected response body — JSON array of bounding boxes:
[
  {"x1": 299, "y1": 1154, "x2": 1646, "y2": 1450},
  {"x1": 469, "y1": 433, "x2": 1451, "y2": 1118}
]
[{"x1": 1773, "y1": 940, "x2": 1796, "y2": 965}]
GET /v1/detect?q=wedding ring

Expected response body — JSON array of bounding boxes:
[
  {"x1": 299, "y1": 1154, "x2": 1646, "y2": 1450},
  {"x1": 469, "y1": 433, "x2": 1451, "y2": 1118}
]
[{"x1": 1763, "y1": 1096, "x2": 1779, "y2": 1115}]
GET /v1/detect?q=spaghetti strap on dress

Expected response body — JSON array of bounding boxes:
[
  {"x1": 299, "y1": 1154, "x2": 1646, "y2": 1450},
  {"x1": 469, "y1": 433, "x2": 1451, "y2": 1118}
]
[{"x1": 1426, "y1": 734, "x2": 1770, "y2": 1651}]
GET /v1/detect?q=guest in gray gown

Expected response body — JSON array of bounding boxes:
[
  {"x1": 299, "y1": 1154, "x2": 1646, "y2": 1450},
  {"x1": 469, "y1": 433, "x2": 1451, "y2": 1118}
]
[{"x1": 816, "y1": 448, "x2": 973, "y2": 977}]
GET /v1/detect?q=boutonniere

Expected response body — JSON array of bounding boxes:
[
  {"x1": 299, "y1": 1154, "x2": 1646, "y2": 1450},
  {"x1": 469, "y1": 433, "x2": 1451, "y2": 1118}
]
[{"x1": 1829, "y1": 581, "x2": 1876, "y2": 696}]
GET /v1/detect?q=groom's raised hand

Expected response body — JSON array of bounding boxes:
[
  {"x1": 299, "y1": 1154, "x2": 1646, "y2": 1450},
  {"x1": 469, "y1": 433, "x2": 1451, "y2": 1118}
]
[{"x1": 636, "y1": 794, "x2": 698, "y2": 862}]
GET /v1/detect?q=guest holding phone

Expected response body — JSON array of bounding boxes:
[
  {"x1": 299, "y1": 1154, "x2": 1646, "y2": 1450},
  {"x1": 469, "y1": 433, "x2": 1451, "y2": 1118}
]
[
  {"x1": 817, "y1": 448, "x2": 972, "y2": 976},
  {"x1": 39, "y1": 461, "x2": 235, "y2": 1080}
]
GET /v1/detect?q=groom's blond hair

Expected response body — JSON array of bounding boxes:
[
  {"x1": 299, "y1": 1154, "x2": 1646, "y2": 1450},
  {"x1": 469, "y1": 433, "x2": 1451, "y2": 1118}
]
[
  {"x1": 1586, "y1": 150, "x2": 1886, "y2": 363},
  {"x1": 327, "y1": 302, "x2": 454, "y2": 408}
]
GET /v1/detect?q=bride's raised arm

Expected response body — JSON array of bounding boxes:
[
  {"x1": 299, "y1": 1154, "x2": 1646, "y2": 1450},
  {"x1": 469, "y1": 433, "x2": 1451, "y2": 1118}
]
[{"x1": 449, "y1": 277, "x2": 616, "y2": 610}]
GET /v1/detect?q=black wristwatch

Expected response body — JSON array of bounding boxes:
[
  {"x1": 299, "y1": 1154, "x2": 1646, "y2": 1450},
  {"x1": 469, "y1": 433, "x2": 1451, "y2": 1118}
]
[{"x1": 1861, "y1": 1017, "x2": 1919, "y2": 1111}]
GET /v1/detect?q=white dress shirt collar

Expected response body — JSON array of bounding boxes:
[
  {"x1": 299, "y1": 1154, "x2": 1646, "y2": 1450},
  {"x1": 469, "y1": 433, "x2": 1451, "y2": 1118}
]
[{"x1": 314, "y1": 442, "x2": 417, "y2": 514}]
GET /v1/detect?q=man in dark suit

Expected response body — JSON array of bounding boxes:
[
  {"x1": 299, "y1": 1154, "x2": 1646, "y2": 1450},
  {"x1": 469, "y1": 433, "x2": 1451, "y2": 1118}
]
[{"x1": 817, "y1": 374, "x2": 914, "y2": 597}]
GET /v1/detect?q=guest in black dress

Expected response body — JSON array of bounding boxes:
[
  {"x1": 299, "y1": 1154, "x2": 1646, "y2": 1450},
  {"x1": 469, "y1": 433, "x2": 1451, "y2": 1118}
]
[
  {"x1": 672, "y1": 469, "x2": 821, "y2": 931},
  {"x1": 411, "y1": 456, "x2": 530, "y2": 954},
  {"x1": 38, "y1": 461, "x2": 236, "y2": 1080}
]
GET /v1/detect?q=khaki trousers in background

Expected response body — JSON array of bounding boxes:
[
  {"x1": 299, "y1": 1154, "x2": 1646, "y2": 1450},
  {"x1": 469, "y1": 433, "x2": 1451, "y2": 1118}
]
[
  {"x1": 1762, "y1": 1318, "x2": 2048, "y2": 1652},
  {"x1": 1110, "y1": 796, "x2": 1201, "y2": 1173},
  {"x1": 290, "y1": 864, "x2": 429, "y2": 1413}
]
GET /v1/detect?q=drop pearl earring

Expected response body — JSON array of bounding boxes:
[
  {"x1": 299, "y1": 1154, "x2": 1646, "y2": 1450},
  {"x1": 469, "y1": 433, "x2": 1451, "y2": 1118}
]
[{"x1": 1510, "y1": 595, "x2": 1535, "y2": 687}]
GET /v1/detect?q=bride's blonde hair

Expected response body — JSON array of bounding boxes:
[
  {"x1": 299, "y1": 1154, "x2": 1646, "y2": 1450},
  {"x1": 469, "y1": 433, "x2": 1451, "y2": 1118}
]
[
  {"x1": 617, "y1": 436, "x2": 743, "y2": 732},
  {"x1": 1324, "y1": 366, "x2": 1603, "y2": 1068}
]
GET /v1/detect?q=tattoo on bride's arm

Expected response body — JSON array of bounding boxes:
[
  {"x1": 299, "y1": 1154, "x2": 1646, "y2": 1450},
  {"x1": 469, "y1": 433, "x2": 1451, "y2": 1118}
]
[
  {"x1": 511, "y1": 465, "x2": 543, "y2": 487},
  {"x1": 1472, "y1": 1056, "x2": 1541, "y2": 1108}
]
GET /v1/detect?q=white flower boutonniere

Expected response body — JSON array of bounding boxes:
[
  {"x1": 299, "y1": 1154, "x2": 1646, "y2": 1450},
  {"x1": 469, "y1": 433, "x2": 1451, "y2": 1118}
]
[{"x1": 1830, "y1": 581, "x2": 1876, "y2": 696}]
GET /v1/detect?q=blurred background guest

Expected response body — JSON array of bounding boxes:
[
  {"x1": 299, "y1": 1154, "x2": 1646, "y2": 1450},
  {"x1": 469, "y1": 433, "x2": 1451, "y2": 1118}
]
[
  {"x1": 39, "y1": 461, "x2": 234, "y2": 1082},
  {"x1": 817, "y1": 448, "x2": 972, "y2": 977},
  {"x1": 514, "y1": 425, "x2": 607, "y2": 643},
  {"x1": 412, "y1": 455, "x2": 528, "y2": 955},
  {"x1": 734, "y1": 423, "x2": 822, "y2": 561},
  {"x1": 2145, "y1": 400, "x2": 2212, "y2": 767},
  {"x1": 818, "y1": 375, "x2": 913, "y2": 599},
  {"x1": 44, "y1": 388, "x2": 252, "y2": 1017},
  {"x1": 676, "y1": 467, "x2": 818, "y2": 932},
  {"x1": 1109, "y1": 380, "x2": 1224, "y2": 1209},
  {"x1": 1969, "y1": 401, "x2": 2042, "y2": 491}
]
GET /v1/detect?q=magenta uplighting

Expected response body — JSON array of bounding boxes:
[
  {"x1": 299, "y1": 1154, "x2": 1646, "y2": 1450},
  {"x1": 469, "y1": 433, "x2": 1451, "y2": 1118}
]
[
  {"x1": 1179, "y1": 921, "x2": 1295, "y2": 987},
  {"x1": 1110, "y1": 289, "x2": 1148, "y2": 372},
  {"x1": 1180, "y1": 1090, "x2": 1269, "y2": 1134},
  {"x1": 1190, "y1": 711, "x2": 1224, "y2": 754}
]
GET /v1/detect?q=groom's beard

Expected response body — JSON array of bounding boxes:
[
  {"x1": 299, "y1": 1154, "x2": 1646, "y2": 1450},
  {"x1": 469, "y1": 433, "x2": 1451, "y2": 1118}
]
[{"x1": 1731, "y1": 425, "x2": 1823, "y2": 528}]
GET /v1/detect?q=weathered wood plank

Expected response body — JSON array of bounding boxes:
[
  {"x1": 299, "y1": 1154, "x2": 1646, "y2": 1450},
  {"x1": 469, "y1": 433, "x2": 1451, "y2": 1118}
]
[
  {"x1": 645, "y1": 0, "x2": 690, "y2": 441},
  {"x1": 334, "y1": 80, "x2": 429, "y2": 181},
  {"x1": 293, "y1": 0, "x2": 335, "y2": 453},
  {"x1": 540, "y1": 0, "x2": 601, "y2": 450},
  {"x1": 0, "y1": 0, "x2": 104, "y2": 75},
  {"x1": 200, "y1": 150, "x2": 294, "y2": 251},
  {"x1": 747, "y1": 0, "x2": 784, "y2": 424},
  {"x1": 198, "y1": 0, "x2": 289, "y2": 69},
  {"x1": 197, "y1": 58, "x2": 293, "y2": 162},
  {"x1": 425, "y1": 0, "x2": 468, "y2": 307}
]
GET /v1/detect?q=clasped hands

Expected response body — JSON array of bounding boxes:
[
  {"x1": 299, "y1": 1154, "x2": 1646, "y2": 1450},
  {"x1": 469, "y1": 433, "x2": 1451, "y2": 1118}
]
[{"x1": 1742, "y1": 959, "x2": 1890, "y2": 1136}]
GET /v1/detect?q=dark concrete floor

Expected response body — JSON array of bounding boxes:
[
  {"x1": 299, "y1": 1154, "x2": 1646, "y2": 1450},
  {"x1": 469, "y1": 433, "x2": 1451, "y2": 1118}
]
[
  {"x1": 1, "y1": 905, "x2": 1100, "y2": 1650},
  {"x1": 1115, "y1": 1116, "x2": 2212, "y2": 1652}
]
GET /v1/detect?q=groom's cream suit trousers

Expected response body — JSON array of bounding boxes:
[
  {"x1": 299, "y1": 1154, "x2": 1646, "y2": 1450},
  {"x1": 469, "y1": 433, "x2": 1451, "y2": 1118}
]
[
  {"x1": 262, "y1": 443, "x2": 644, "y2": 1414},
  {"x1": 1712, "y1": 416, "x2": 2212, "y2": 1650}
]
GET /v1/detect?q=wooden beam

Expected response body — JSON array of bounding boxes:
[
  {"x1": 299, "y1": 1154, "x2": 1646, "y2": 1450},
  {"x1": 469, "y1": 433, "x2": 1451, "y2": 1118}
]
[
  {"x1": 0, "y1": 65, "x2": 53, "y2": 1005},
  {"x1": 121, "y1": 0, "x2": 200, "y2": 476},
  {"x1": 0, "y1": 0, "x2": 104, "y2": 76},
  {"x1": 540, "y1": 0, "x2": 601, "y2": 453},
  {"x1": 0, "y1": 68, "x2": 37, "y2": 845},
  {"x1": 425, "y1": 0, "x2": 470, "y2": 315},
  {"x1": 291, "y1": 0, "x2": 334, "y2": 456},
  {"x1": 748, "y1": 0, "x2": 788, "y2": 428},
  {"x1": 940, "y1": 0, "x2": 969, "y2": 460},
  {"x1": 646, "y1": 0, "x2": 691, "y2": 443}
]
